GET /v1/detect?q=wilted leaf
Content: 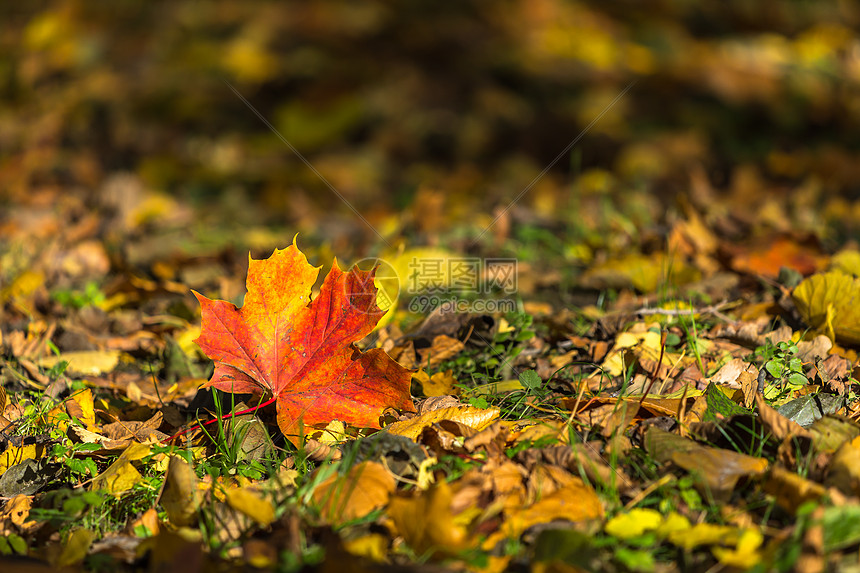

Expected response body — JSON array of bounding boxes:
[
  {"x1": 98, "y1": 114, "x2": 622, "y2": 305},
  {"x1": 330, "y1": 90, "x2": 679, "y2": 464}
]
[
  {"x1": 0, "y1": 443, "x2": 47, "y2": 475},
  {"x1": 388, "y1": 480, "x2": 473, "y2": 557},
  {"x1": 755, "y1": 393, "x2": 811, "y2": 441},
  {"x1": 484, "y1": 480, "x2": 603, "y2": 551},
  {"x1": 807, "y1": 415, "x2": 860, "y2": 453},
  {"x1": 413, "y1": 369, "x2": 459, "y2": 397},
  {"x1": 704, "y1": 383, "x2": 752, "y2": 421},
  {"x1": 193, "y1": 243, "x2": 415, "y2": 444},
  {"x1": 0, "y1": 458, "x2": 61, "y2": 496}
]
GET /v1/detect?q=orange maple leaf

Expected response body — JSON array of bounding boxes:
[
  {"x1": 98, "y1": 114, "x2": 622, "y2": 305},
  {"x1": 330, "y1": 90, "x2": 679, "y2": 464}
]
[{"x1": 192, "y1": 243, "x2": 415, "y2": 443}]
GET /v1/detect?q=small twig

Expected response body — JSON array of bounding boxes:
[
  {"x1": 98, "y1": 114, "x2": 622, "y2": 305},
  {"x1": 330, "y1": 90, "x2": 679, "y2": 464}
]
[
  {"x1": 638, "y1": 331, "x2": 667, "y2": 406},
  {"x1": 631, "y1": 300, "x2": 739, "y2": 325}
]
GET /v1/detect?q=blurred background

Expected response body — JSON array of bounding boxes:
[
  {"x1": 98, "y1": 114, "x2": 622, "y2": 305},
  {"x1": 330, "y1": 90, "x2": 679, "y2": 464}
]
[{"x1": 2, "y1": 0, "x2": 860, "y2": 304}]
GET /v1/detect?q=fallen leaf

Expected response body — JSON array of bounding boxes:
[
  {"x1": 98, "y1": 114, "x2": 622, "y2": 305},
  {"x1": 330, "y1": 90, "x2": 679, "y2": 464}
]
[
  {"x1": 385, "y1": 405, "x2": 501, "y2": 441},
  {"x1": 158, "y1": 455, "x2": 200, "y2": 526},
  {"x1": 413, "y1": 369, "x2": 459, "y2": 397},
  {"x1": 92, "y1": 442, "x2": 152, "y2": 496},
  {"x1": 793, "y1": 271, "x2": 860, "y2": 345},
  {"x1": 193, "y1": 243, "x2": 415, "y2": 444},
  {"x1": 763, "y1": 466, "x2": 828, "y2": 514},
  {"x1": 825, "y1": 436, "x2": 860, "y2": 497},
  {"x1": 225, "y1": 488, "x2": 275, "y2": 526},
  {"x1": 484, "y1": 480, "x2": 603, "y2": 550},
  {"x1": 39, "y1": 350, "x2": 122, "y2": 377},
  {"x1": 645, "y1": 427, "x2": 768, "y2": 501},
  {"x1": 388, "y1": 480, "x2": 473, "y2": 557},
  {"x1": 312, "y1": 461, "x2": 395, "y2": 525},
  {"x1": 57, "y1": 528, "x2": 95, "y2": 567},
  {"x1": 605, "y1": 508, "x2": 663, "y2": 539},
  {"x1": 755, "y1": 393, "x2": 811, "y2": 442}
]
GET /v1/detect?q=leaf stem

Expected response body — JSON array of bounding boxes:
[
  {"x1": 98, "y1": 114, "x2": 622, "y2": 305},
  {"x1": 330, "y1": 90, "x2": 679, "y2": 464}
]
[{"x1": 161, "y1": 395, "x2": 278, "y2": 444}]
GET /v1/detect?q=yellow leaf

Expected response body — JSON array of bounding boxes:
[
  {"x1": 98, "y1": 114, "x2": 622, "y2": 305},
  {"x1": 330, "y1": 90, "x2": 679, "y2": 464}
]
[
  {"x1": 414, "y1": 369, "x2": 460, "y2": 397},
  {"x1": 827, "y1": 435, "x2": 860, "y2": 496},
  {"x1": 159, "y1": 456, "x2": 200, "y2": 526},
  {"x1": 385, "y1": 405, "x2": 500, "y2": 441},
  {"x1": 342, "y1": 533, "x2": 389, "y2": 562},
  {"x1": 605, "y1": 508, "x2": 663, "y2": 539},
  {"x1": 668, "y1": 523, "x2": 739, "y2": 551},
  {"x1": 388, "y1": 480, "x2": 472, "y2": 557},
  {"x1": 312, "y1": 461, "x2": 394, "y2": 525},
  {"x1": 56, "y1": 528, "x2": 95, "y2": 567},
  {"x1": 711, "y1": 528, "x2": 764, "y2": 569},
  {"x1": 502, "y1": 481, "x2": 603, "y2": 539},
  {"x1": 792, "y1": 271, "x2": 860, "y2": 345},
  {"x1": 39, "y1": 350, "x2": 122, "y2": 377},
  {"x1": 0, "y1": 443, "x2": 46, "y2": 475},
  {"x1": 831, "y1": 249, "x2": 860, "y2": 276},
  {"x1": 763, "y1": 466, "x2": 828, "y2": 514},
  {"x1": 655, "y1": 512, "x2": 691, "y2": 536},
  {"x1": 225, "y1": 488, "x2": 275, "y2": 526},
  {"x1": 92, "y1": 443, "x2": 152, "y2": 495}
]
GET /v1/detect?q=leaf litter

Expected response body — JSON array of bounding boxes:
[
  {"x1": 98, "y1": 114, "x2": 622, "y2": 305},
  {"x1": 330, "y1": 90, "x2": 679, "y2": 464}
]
[{"x1": 4, "y1": 4, "x2": 860, "y2": 572}]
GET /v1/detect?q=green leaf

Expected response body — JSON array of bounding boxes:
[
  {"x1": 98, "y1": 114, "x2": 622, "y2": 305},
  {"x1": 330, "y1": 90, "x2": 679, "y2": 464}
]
[
  {"x1": 765, "y1": 360, "x2": 783, "y2": 378},
  {"x1": 704, "y1": 383, "x2": 752, "y2": 422},
  {"x1": 823, "y1": 505, "x2": 860, "y2": 551},
  {"x1": 787, "y1": 373, "x2": 807, "y2": 387},
  {"x1": 615, "y1": 547, "x2": 656, "y2": 572},
  {"x1": 518, "y1": 370, "x2": 542, "y2": 391}
]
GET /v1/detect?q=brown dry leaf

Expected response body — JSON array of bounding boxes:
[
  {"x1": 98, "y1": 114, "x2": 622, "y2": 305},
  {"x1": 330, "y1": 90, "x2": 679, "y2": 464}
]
[
  {"x1": 0, "y1": 494, "x2": 37, "y2": 533},
  {"x1": 385, "y1": 405, "x2": 501, "y2": 441},
  {"x1": 709, "y1": 358, "x2": 758, "y2": 388},
  {"x1": 763, "y1": 466, "x2": 829, "y2": 514},
  {"x1": 415, "y1": 335, "x2": 465, "y2": 369},
  {"x1": 484, "y1": 480, "x2": 603, "y2": 551},
  {"x1": 563, "y1": 396, "x2": 694, "y2": 437},
  {"x1": 755, "y1": 393, "x2": 812, "y2": 442},
  {"x1": 312, "y1": 461, "x2": 395, "y2": 525},
  {"x1": 526, "y1": 463, "x2": 582, "y2": 503},
  {"x1": 645, "y1": 427, "x2": 768, "y2": 500}
]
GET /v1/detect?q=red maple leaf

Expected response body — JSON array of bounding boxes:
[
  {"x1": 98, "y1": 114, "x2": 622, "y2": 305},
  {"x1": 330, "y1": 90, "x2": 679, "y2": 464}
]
[{"x1": 192, "y1": 243, "x2": 415, "y2": 443}]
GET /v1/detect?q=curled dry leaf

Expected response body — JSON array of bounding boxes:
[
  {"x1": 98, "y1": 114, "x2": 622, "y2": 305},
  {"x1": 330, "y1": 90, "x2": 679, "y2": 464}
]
[{"x1": 385, "y1": 405, "x2": 501, "y2": 441}]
